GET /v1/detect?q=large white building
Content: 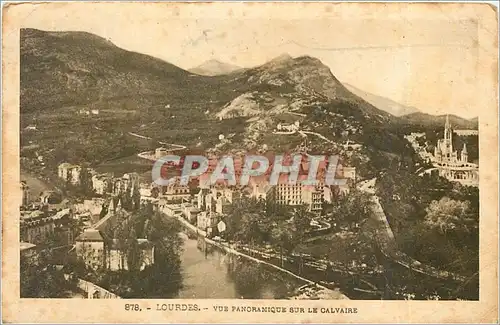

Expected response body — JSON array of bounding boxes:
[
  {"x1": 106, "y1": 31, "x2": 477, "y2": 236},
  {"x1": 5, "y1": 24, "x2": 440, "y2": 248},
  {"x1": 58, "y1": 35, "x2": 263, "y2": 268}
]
[
  {"x1": 434, "y1": 115, "x2": 469, "y2": 164},
  {"x1": 58, "y1": 163, "x2": 82, "y2": 185},
  {"x1": 428, "y1": 115, "x2": 479, "y2": 187},
  {"x1": 91, "y1": 173, "x2": 113, "y2": 195}
]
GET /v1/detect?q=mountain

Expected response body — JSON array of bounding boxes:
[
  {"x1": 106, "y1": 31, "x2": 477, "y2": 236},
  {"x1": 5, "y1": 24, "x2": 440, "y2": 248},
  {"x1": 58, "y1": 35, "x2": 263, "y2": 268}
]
[
  {"x1": 344, "y1": 83, "x2": 419, "y2": 116},
  {"x1": 21, "y1": 29, "x2": 406, "y2": 178},
  {"x1": 189, "y1": 59, "x2": 243, "y2": 76},
  {"x1": 397, "y1": 112, "x2": 479, "y2": 129},
  {"x1": 20, "y1": 28, "x2": 230, "y2": 114},
  {"x1": 235, "y1": 54, "x2": 393, "y2": 120}
]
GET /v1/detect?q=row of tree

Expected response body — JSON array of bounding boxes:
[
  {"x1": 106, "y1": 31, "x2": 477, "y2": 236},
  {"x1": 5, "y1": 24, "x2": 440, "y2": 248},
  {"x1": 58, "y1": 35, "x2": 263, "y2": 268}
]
[{"x1": 223, "y1": 197, "x2": 314, "y2": 266}]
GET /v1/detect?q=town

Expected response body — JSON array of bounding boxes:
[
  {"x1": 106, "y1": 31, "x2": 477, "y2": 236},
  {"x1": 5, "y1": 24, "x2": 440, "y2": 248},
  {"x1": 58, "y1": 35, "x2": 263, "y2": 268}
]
[
  {"x1": 20, "y1": 148, "x2": 360, "y2": 299},
  {"x1": 17, "y1": 27, "x2": 481, "y2": 302},
  {"x1": 19, "y1": 116, "x2": 480, "y2": 300}
]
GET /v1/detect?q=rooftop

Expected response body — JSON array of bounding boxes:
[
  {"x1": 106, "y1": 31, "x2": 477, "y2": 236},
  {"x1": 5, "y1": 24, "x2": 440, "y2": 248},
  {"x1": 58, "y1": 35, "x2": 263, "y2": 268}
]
[
  {"x1": 75, "y1": 229, "x2": 104, "y2": 242},
  {"x1": 109, "y1": 238, "x2": 153, "y2": 250},
  {"x1": 20, "y1": 242, "x2": 36, "y2": 251}
]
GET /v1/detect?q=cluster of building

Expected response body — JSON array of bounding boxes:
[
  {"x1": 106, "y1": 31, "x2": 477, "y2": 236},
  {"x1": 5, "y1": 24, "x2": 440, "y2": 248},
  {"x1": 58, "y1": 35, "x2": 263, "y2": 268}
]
[
  {"x1": 20, "y1": 207, "x2": 75, "y2": 247},
  {"x1": 20, "y1": 178, "x2": 74, "y2": 265},
  {"x1": 20, "y1": 164, "x2": 152, "y2": 270},
  {"x1": 275, "y1": 121, "x2": 301, "y2": 133},
  {"x1": 58, "y1": 162, "x2": 145, "y2": 197},
  {"x1": 150, "y1": 160, "x2": 356, "y2": 237},
  {"x1": 248, "y1": 165, "x2": 356, "y2": 212},
  {"x1": 75, "y1": 198, "x2": 154, "y2": 271},
  {"x1": 78, "y1": 109, "x2": 100, "y2": 115},
  {"x1": 22, "y1": 153, "x2": 357, "y2": 271}
]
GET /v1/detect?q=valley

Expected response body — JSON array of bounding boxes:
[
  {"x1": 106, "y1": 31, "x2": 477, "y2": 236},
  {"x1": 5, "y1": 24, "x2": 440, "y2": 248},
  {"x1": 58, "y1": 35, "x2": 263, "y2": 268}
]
[{"x1": 19, "y1": 28, "x2": 480, "y2": 301}]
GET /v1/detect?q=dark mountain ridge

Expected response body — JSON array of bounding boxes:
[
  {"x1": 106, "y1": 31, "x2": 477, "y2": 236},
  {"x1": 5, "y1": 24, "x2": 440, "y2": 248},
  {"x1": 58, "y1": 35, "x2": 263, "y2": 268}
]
[
  {"x1": 21, "y1": 29, "x2": 392, "y2": 122},
  {"x1": 21, "y1": 28, "x2": 227, "y2": 113},
  {"x1": 398, "y1": 112, "x2": 478, "y2": 129}
]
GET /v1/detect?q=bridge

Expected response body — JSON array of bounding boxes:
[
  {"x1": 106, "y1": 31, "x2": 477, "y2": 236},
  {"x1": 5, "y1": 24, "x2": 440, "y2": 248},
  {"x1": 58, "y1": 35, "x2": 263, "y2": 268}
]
[{"x1": 65, "y1": 275, "x2": 121, "y2": 299}]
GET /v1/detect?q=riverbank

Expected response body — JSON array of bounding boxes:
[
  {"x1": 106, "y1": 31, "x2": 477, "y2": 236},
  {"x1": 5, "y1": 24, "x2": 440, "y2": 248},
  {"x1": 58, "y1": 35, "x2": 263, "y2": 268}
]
[{"x1": 169, "y1": 213, "x2": 349, "y2": 300}]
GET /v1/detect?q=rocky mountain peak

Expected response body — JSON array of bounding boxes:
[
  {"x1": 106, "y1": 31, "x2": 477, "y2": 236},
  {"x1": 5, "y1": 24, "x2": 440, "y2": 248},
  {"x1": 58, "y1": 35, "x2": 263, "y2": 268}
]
[{"x1": 189, "y1": 59, "x2": 242, "y2": 76}]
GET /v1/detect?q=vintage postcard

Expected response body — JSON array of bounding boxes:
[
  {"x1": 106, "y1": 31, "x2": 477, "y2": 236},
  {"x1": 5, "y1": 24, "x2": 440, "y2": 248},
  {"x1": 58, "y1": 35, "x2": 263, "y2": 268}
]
[{"x1": 2, "y1": 1, "x2": 498, "y2": 323}]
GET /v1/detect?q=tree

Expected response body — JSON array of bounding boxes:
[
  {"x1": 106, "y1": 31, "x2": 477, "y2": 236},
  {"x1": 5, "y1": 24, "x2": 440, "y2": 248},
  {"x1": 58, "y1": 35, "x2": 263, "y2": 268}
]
[
  {"x1": 151, "y1": 186, "x2": 159, "y2": 198},
  {"x1": 271, "y1": 225, "x2": 295, "y2": 267},
  {"x1": 21, "y1": 254, "x2": 78, "y2": 298},
  {"x1": 424, "y1": 197, "x2": 476, "y2": 235},
  {"x1": 79, "y1": 167, "x2": 94, "y2": 197},
  {"x1": 132, "y1": 185, "x2": 141, "y2": 211},
  {"x1": 292, "y1": 205, "x2": 313, "y2": 243},
  {"x1": 236, "y1": 212, "x2": 264, "y2": 244},
  {"x1": 226, "y1": 196, "x2": 265, "y2": 242},
  {"x1": 126, "y1": 227, "x2": 142, "y2": 272},
  {"x1": 331, "y1": 189, "x2": 371, "y2": 229}
]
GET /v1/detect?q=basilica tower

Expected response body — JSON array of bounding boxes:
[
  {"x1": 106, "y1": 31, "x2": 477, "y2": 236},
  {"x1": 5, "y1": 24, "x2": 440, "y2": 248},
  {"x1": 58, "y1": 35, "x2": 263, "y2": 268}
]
[{"x1": 444, "y1": 114, "x2": 453, "y2": 160}]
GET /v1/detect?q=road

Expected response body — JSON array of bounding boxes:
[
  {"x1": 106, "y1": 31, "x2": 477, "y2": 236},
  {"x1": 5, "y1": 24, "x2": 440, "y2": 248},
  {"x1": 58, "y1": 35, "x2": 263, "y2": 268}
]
[
  {"x1": 128, "y1": 132, "x2": 187, "y2": 150},
  {"x1": 299, "y1": 130, "x2": 335, "y2": 144},
  {"x1": 357, "y1": 178, "x2": 467, "y2": 283}
]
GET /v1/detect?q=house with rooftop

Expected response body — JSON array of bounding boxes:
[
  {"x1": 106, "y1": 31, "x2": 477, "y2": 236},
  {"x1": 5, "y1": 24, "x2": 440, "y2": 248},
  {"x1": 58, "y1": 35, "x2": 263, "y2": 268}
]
[{"x1": 75, "y1": 197, "x2": 155, "y2": 271}]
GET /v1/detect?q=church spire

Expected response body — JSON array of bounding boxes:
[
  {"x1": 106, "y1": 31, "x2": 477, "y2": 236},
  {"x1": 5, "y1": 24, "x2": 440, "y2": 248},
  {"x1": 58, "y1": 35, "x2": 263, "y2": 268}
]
[
  {"x1": 462, "y1": 143, "x2": 468, "y2": 154},
  {"x1": 445, "y1": 114, "x2": 450, "y2": 128}
]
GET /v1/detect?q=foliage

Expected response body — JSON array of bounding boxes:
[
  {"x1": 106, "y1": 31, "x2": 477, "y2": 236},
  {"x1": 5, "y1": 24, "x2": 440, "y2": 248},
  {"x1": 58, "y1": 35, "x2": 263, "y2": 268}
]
[
  {"x1": 329, "y1": 189, "x2": 371, "y2": 229},
  {"x1": 424, "y1": 197, "x2": 477, "y2": 235},
  {"x1": 225, "y1": 197, "x2": 314, "y2": 254},
  {"x1": 376, "y1": 157, "x2": 479, "y2": 276},
  {"x1": 21, "y1": 255, "x2": 79, "y2": 298}
]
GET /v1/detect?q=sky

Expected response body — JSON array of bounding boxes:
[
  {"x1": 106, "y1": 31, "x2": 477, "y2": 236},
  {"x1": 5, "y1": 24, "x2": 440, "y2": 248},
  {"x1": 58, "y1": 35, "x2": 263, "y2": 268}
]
[{"x1": 8, "y1": 2, "x2": 486, "y2": 118}]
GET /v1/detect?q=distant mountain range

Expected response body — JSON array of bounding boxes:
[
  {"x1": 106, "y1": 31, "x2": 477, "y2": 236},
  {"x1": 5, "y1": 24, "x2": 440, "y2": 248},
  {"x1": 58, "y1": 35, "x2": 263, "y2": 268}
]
[
  {"x1": 344, "y1": 83, "x2": 478, "y2": 129},
  {"x1": 189, "y1": 59, "x2": 243, "y2": 76},
  {"x1": 344, "y1": 83, "x2": 419, "y2": 117},
  {"x1": 21, "y1": 28, "x2": 476, "y2": 173},
  {"x1": 20, "y1": 28, "x2": 389, "y2": 122},
  {"x1": 397, "y1": 112, "x2": 478, "y2": 129}
]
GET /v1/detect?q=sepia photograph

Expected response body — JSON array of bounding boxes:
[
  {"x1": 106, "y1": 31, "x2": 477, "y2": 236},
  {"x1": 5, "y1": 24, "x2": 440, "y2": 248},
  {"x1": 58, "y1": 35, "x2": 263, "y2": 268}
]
[{"x1": 2, "y1": 1, "x2": 498, "y2": 323}]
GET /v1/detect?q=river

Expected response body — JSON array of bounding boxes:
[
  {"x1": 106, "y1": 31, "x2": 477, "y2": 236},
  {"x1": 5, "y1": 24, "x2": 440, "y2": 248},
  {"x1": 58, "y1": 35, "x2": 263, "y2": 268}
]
[{"x1": 175, "y1": 233, "x2": 305, "y2": 299}]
